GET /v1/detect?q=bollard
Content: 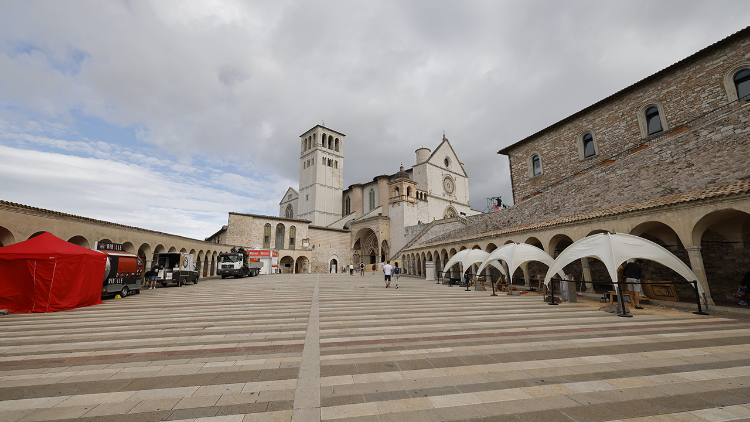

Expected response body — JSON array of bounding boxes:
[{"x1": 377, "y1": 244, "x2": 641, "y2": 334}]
[
  {"x1": 548, "y1": 279, "x2": 558, "y2": 305},
  {"x1": 692, "y1": 280, "x2": 709, "y2": 315}
]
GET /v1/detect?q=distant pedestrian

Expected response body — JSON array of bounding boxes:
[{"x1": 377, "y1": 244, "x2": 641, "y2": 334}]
[
  {"x1": 384, "y1": 261, "x2": 393, "y2": 288},
  {"x1": 393, "y1": 263, "x2": 400, "y2": 288},
  {"x1": 349, "y1": 264, "x2": 354, "y2": 275},
  {"x1": 624, "y1": 259, "x2": 644, "y2": 309},
  {"x1": 739, "y1": 270, "x2": 750, "y2": 305}
]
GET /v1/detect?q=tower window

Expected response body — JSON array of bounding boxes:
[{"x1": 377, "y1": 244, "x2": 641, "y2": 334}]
[
  {"x1": 334, "y1": 160, "x2": 338, "y2": 169},
  {"x1": 335, "y1": 138, "x2": 339, "y2": 151},
  {"x1": 582, "y1": 133, "x2": 596, "y2": 158},
  {"x1": 645, "y1": 106, "x2": 662, "y2": 135},
  {"x1": 735, "y1": 69, "x2": 750, "y2": 102},
  {"x1": 322, "y1": 157, "x2": 325, "y2": 165},
  {"x1": 369, "y1": 189, "x2": 375, "y2": 211}
]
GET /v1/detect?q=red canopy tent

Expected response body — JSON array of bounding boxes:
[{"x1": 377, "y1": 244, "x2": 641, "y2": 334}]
[{"x1": 0, "y1": 233, "x2": 107, "y2": 313}]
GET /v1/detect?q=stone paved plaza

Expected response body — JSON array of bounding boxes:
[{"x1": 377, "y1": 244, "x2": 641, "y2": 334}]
[{"x1": 3, "y1": 274, "x2": 750, "y2": 422}]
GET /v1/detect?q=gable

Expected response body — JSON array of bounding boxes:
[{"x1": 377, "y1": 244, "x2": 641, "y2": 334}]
[
  {"x1": 279, "y1": 187, "x2": 299, "y2": 205},
  {"x1": 426, "y1": 138, "x2": 467, "y2": 177}
]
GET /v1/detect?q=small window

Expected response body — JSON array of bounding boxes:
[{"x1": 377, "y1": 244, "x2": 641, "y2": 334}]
[
  {"x1": 322, "y1": 157, "x2": 325, "y2": 165},
  {"x1": 532, "y1": 155, "x2": 541, "y2": 176},
  {"x1": 334, "y1": 160, "x2": 338, "y2": 169},
  {"x1": 289, "y1": 226, "x2": 296, "y2": 250},
  {"x1": 582, "y1": 134, "x2": 595, "y2": 158},
  {"x1": 335, "y1": 138, "x2": 339, "y2": 151},
  {"x1": 306, "y1": 194, "x2": 309, "y2": 201},
  {"x1": 735, "y1": 69, "x2": 750, "y2": 102},
  {"x1": 645, "y1": 107, "x2": 662, "y2": 135},
  {"x1": 369, "y1": 189, "x2": 375, "y2": 211},
  {"x1": 444, "y1": 157, "x2": 450, "y2": 168},
  {"x1": 345, "y1": 197, "x2": 351, "y2": 215}
]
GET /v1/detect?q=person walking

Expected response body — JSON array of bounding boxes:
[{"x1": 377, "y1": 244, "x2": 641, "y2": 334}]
[
  {"x1": 149, "y1": 264, "x2": 160, "y2": 290},
  {"x1": 349, "y1": 264, "x2": 354, "y2": 275},
  {"x1": 393, "y1": 263, "x2": 400, "y2": 289},
  {"x1": 383, "y1": 261, "x2": 393, "y2": 288},
  {"x1": 623, "y1": 259, "x2": 644, "y2": 309},
  {"x1": 360, "y1": 262, "x2": 365, "y2": 276}
]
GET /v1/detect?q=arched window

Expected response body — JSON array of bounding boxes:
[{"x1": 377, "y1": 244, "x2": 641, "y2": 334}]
[
  {"x1": 285, "y1": 204, "x2": 293, "y2": 219},
  {"x1": 735, "y1": 69, "x2": 750, "y2": 102},
  {"x1": 275, "y1": 224, "x2": 285, "y2": 249},
  {"x1": 334, "y1": 160, "x2": 338, "y2": 169},
  {"x1": 327, "y1": 158, "x2": 332, "y2": 166},
  {"x1": 582, "y1": 133, "x2": 596, "y2": 158},
  {"x1": 289, "y1": 226, "x2": 296, "y2": 250},
  {"x1": 263, "y1": 223, "x2": 271, "y2": 248},
  {"x1": 322, "y1": 157, "x2": 325, "y2": 165},
  {"x1": 395, "y1": 187, "x2": 400, "y2": 198},
  {"x1": 531, "y1": 154, "x2": 542, "y2": 176},
  {"x1": 369, "y1": 189, "x2": 375, "y2": 211},
  {"x1": 335, "y1": 138, "x2": 339, "y2": 151},
  {"x1": 407, "y1": 186, "x2": 412, "y2": 197},
  {"x1": 645, "y1": 106, "x2": 662, "y2": 135},
  {"x1": 345, "y1": 197, "x2": 351, "y2": 215}
]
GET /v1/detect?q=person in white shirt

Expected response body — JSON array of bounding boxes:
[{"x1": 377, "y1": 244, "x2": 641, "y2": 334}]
[{"x1": 383, "y1": 261, "x2": 393, "y2": 288}]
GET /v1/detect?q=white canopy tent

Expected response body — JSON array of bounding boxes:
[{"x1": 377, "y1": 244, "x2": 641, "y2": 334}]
[
  {"x1": 442, "y1": 249, "x2": 504, "y2": 276},
  {"x1": 543, "y1": 232, "x2": 704, "y2": 296},
  {"x1": 477, "y1": 243, "x2": 565, "y2": 282}
]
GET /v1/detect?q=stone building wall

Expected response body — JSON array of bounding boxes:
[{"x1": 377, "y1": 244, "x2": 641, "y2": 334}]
[
  {"x1": 225, "y1": 213, "x2": 310, "y2": 250},
  {"x1": 504, "y1": 33, "x2": 750, "y2": 204},
  {"x1": 308, "y1": 226, "x2": 353, "y2": 273}
]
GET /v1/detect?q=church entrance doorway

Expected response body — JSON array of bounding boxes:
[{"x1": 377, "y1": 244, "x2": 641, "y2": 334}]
[{"x1": 329, "y1": 259, "x2": 338, "y2": 273}]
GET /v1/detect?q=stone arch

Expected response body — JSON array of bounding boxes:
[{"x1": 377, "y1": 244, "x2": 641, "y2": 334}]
[
  {"x1": 28, "y1": 231, "x2": 47, "y2": 240},
  {"x1": 459, "y1": 245, "x2": 467, "y2": 251},
  {"x1": 67, "y1": 235, "x2": 90, "y2": 249},
  {"x1": 586, "y1": 229, "x2": 610, "y2": 237},
  {"x1": 426, "y1": 251, "x2": 433, "y2": 262},
  {"x1": 628, "y1": 221, "x2": 694, "y2": 299},
  {"x1": 154, "y1": 244, "x2": 166, "y2": 255},
  {"x1": 122, "y1": 242, "x2": 136, "y2": 253},
  {"x1": 329, "y1": 255, "x2": 339, "y2": 273},
  {"x1": 138, "y1": 243, "x2": 152, "y2": 263},
  {"x1": 179, "y1": 247, "x2": 187, "y2": 253},
  {"x1": 0, "y1": 226, "x2": 15, "y2": 246},
  {"x1": 486, "y1": 243, "x2": 497, "y2": 252},
  {"x1": 524, "y1": 237, "x2": 543, "y2": 248},
  {"x1": 168, "y1": 246, "x2": 177, "y2": 253},
  {"x1": 211, "y1": 251, "x2": 217, "y2": 276},
  {"x1": 381, "y1": 240, "x2": 389, "y2": 262},
  {"x1": 471, "y1": 244, "x2": 481, "y2": 250},
  {"x1": 203, "y1": 250, "x2": 210, "y2": 277},
  {"x1": 295, "y1": 256, "x2": 309, "y2": 274},
  {"x1": 99, "y1": 238, "x2": 113, "y2": 244},
  {"x1": 189, "y1": 249, "x2": 196, "y2": 256},
  {"x1": 196, "y1": 250, "x2": 204, "y2": 274},
  {"x1": 548, "y1": 234, "x2": 574, "y2": 258},
  {"x1": 280, "y1": 255, "x2": 294, "y2": 274},
  {"x1": 503, "y1": 240, "x2": 514, "y2": 245},
  {"x1": 691, "y1": 209, "x2": 750, "y2": 301}
]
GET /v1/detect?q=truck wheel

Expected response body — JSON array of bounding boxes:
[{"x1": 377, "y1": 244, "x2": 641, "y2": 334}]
[
  {"x1": 193, "y1": 278, "x2": 198, "y2": 284},
  {"x1": 120, "y1": 286, "x2": 129, "y2": 298}
]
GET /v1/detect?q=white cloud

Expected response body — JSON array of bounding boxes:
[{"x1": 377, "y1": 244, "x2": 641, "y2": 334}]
[{"x1": 0, "y1": 0, "x2": 749, "y2": 223}]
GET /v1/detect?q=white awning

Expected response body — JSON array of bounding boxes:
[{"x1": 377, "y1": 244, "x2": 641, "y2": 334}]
[
  {"x1": 477, "y1": 243, "x2": 563, "y2": 281},
  {"x1": 543, "y1": 232, "x2": 703, "y2": 295},
  {"x1": 443, "y1": 249, "x2": 503, "y2": 275}
]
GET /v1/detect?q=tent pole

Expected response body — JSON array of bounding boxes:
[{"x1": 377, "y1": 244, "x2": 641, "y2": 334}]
[
  {"x1": 548, "y1": 279, "x2": 558, "y2": 305},
  {"x1": 616, "y1": 281, "x2": 632, "y2": 318},
  {"x1": 692, "y1": 280, "x2": 709, "y2": 315}
]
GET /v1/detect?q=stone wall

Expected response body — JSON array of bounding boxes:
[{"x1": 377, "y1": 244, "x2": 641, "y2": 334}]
[
  {"x1": 505, "y1": 34, "x2": 750, "y2": 204},
  {"x1": 308, "y1": 226, "x2": 353, "y2": 273}
]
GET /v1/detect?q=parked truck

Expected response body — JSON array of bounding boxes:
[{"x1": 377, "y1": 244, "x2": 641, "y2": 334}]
[
  {"x1": 218, "y1": 247, "x2": 262, "y2": 278},
  {"x1": 153, "y1": 252, "x2": 199, "y2": 287}
]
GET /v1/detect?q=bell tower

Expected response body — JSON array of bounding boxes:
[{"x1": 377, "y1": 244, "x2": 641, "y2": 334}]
[{"x1": 298, "y1": 125, "x2": 345, "y2": 226}]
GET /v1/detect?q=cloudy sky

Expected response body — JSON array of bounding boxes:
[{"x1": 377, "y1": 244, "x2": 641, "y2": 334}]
[{"x1": 1, "y1": 1, "x2": 748, "y2": 240}]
